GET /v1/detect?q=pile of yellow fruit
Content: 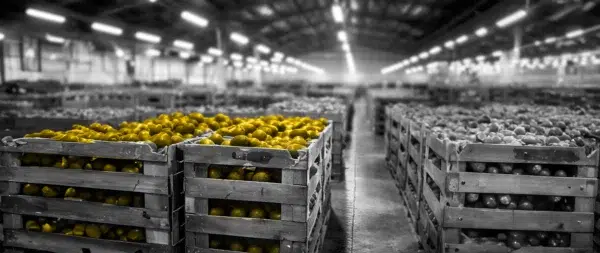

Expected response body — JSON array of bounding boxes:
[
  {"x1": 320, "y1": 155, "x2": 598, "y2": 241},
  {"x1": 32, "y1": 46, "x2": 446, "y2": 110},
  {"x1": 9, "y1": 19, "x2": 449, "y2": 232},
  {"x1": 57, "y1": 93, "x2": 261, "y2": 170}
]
[
  {"x1": 208, "y1": 166, "x2": 278, "y2": 182},
  {"x1": 25, "y1": 217, "x2": 144, "y2": 242},
  {"x1": 197, "y1": 114, "x2": 328, "y2": 158},
  {"x1": 209, "y1": 201, "x2": 281, "y2": 221},
  {"x1": 20, "y1": 153, "x2": 142, "y2": 174},
  {"x1": 209, "y1": 235, "x2": 280, "y2": 253},
  {"x1": 23, "y1": 112, "x2": 328, "y2": 151},
  {"x1": 22, "y1": 183, "x2": 142, "y2": 207}
]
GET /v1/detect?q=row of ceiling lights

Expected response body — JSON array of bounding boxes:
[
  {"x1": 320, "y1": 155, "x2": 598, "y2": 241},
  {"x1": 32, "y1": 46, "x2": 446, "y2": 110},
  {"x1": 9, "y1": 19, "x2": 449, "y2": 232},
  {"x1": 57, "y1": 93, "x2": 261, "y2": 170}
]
[
  {"x1": 5, "y1": 6, "x2": 323, "y2": 74},
  {"x1": 332, "y1": 3, "x2": 357, "y2": 75},
  {"x1": 403, "y1": 25, "x2": 594, "y2": 75},
  {"x1": 381, "y1": 9, "x2": 530, "y2": 75}
]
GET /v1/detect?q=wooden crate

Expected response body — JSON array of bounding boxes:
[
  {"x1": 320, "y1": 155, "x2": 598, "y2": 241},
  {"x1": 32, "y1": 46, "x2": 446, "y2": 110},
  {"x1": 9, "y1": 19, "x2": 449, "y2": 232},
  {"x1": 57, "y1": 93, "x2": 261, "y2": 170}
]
[
  {"x1": 0, "y1": 139, "x2": 185, "y2": 253},
  {"x1": 269, "y1": 110, "x2": 347, "y2": 181},
  {"x1": 421, "y1": 135, "x2": 598, "y2": 253},
  {"x1": 183, "y1": 124, "x2": 333, "y2": 253}
]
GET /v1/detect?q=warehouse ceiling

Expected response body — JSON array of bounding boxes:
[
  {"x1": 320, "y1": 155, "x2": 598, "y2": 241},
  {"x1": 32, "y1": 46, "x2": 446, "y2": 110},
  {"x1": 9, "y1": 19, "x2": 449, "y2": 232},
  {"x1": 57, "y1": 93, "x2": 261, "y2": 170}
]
[{"x1": 1, "y1": 0, "x2": 514, "y2": 56}]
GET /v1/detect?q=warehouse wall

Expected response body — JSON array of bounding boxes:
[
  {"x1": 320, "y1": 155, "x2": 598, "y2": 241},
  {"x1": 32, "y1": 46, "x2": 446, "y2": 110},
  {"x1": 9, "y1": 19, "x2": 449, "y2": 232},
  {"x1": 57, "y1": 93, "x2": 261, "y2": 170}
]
[{"x1": 298, "y1": 46, "x2": 405, "y2": 84}]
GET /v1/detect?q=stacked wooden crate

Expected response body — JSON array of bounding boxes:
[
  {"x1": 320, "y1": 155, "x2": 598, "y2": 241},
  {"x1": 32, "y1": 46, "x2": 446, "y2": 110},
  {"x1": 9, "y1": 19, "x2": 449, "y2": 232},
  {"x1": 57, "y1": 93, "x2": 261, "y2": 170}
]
[
  {"x1": 183, "y1": 123, "x2": 333, "y2": 253},
  {"x1": 0, "y1": 139, "x2": 185, "y2": 253},
  {"x1": 420, "y1": 135, "x2": 597, "y2": 253},
  {"x1": 367, "y1": 89, "x2": 429, "y2": 136}
]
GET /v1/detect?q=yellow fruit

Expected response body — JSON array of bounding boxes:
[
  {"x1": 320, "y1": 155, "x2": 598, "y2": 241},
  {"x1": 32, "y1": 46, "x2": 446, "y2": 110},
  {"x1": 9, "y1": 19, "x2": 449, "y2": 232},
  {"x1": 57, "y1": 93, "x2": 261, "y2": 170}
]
[
  {"x1": 138, "y1": 131, "x2": 152, "y2": 141},
  {"x1": 270, "y1": 211, "x2": 281, "y2": 220},
  {"x1": 286, "y1": 144, "x2": 305, "y2": 158},
  {"x1": 189, "y1": 112, "x2": 205, "y2": 123},
  {"x1": 230, "y1": 135, "x2": 249, "y2": 146},
  {"x1": 121, "y1": 164, "x2": 140, "y2": 173},
  {"x1": 126, "y1": 229, "x2": 144, "y2": 242},
  {"x1": 252, "y1": 130, "x2": 268, "y2": 141},
  {"x1": 210, "y1": 240, "x2": 221, "y2": 249},
  {"x1": 290, "y1": 129, "x2": 308, "y2": 139},
  {"x1": 252, "y1": 171, "x2": 271, "y2": 182},
  {"x1": 117, "y1": 195, "x2": 132, "y2": 206},
  {"x1": 209, "y1": 133, "x2": 225, "y2": 145},
  {"x1": 221, "y1": 139, "x2": 231, "y2": 146},
  {"x1": 26, "y1": 220, "x2": 41, "y2": 231},
  {"x1": 64, "y1": 187, "x2": 77, "y2": 198},
  {"x1": 230, "y1": 207, "x2": 247, "y2": 217},
  {"x1": 291, "y1": 136, "x2": 308, "y2": 146},
  {"x1": 209, "y1": 207, "x2": 225, "y2": 216},
  {"x1": 208, "y1": 168, "x2": 222, "y2": 179},
  {"x1": 249, "y1": 138, "x2": 262, "y2": 147},
  {"x1": 85, "y1": 224, "x2": 102, "y2": 239},
  {"x1": 230, "y1": 241, "x2": 245, "y2": 252},
  {"x1": 194, "y1": 128, "x2": 207, "y2": 136},
  {"x1": 91, "y1": 159, "x2": 105, "y2": 170},
  {"x1": 83, "y1": 163, "x2": 93, "y2": 170},
  {"x1": 183, "y1": 133, "x2": 194, "y2": 139},
  {"x1": 73, "y1": 224, "x2": 86, "y2": 236},
  {"x1": 227, "y1": 171, "x2": 243, "y2": 181},
  {"x1": 105, "y1": 196, "x2": 118, "y2": 205},
  {"x1": 198, "y1": 138, "x2": 215, "y2": 145},
  {"x1": 103, "y1": 163, "x2": 117, "y2": 172},
  {"x1": 23, "y1": 184, "x2": 40, "y2": 195},
  {"x1": 68, "y1": 159, "x2": 84, "y2": 169},
  {"x1": 249, "y1": 208, "x2": 266, "y2": 219},
  {"x1": 54, "y1": 157, "x2": 68, "y2": 169},
  {"x1": 115, "y1": 227, "x2": 126, "y2": 236},
  {"x1": 153, "y1": 133, "x2": 172, "y2": 148},
  {"x1": 99, "y1": 224, "x2": 112, "y2": 235},
  {"x1": 79, "y1": 191, "x2": 92, "y2": 201},
  {"x1": 240, "y1": 123, "x2": 256, "y2": 134},
  {"x1": 39, "y1": 129, "x2": 56, "y2": 138},
  {"x1": 247, "y1": 245, "x2": 263, "y2": 253},
  {"x1": 63, "y1": 228, "x2": 74, "y2": 236},
  {"x1": 268, "y1": 245, "x2": 280, "y2": 253},
  {"x1": 42, "y1": 186, "x2": 58, "y2": 198},
  {"x1": 214, "y1": 113, "x2": 230, "y2": 123},
  {"x1": 245, "y1": 171, "x2": 255, "y2": 181}
]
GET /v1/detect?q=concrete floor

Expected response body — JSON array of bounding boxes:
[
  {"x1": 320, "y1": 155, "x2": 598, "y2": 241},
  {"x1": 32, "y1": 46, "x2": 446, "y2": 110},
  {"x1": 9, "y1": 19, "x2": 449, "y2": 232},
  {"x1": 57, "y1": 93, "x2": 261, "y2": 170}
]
[{"x1": 322, "y1": 98, "x2": 421, "y2": 253}]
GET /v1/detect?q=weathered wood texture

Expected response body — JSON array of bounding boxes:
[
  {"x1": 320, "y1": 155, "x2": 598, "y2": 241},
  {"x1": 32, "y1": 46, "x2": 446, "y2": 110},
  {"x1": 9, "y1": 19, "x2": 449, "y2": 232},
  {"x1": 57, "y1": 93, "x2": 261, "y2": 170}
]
[
  {"x1": 417, "y1": 134, "x2": 598, "y2": 253},
  {"x1": 183, "y1": 124, "x2": 333, "y2": 253},
  {"x1": 0, "y1": 139, "x2": 185, "y2": 252}
]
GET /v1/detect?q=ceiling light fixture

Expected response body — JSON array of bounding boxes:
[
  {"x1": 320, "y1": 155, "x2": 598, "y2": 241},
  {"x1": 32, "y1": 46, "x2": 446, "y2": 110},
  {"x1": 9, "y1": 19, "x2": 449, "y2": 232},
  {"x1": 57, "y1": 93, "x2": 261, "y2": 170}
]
[
  {"x1": 566, "y1": 29, "x2": 584, "y2": 38},
  {"x1": 181, "y1": 11, "x2": 209, "y2": 27},
  {"x1": 419, "y1": 52, "x2": 429, "y2": 59},
  {"x1": 492, "y1": 50, "x2": 503, "y2": 57},
  {"x1": 337, "y1": 30, "x2": 348, "y2": 42},
  {"x1": 332, "y1": 4, "x2": 344, "y2": 23},
  {"x1": 246, "y1": 56, "x2": 258, "y2": 63},
  {"x1": 201, "y1": 55, "x2": 213, "y2": 63},
  {"x1": 173, "y1": 39, "x2": 194, "y2": 50},
  {"x1": 45, "y1": 34, "x2": 65, "y2": 44},
  {"x1": 410, "y1": 56, "x2": 419, "y2": 63},
  {"x1": 115, "y1": 48, "x2": 125, "y2": 58},
  {"x1": 135, "y1": 31, "x2": 161, "y2": 43},
  {"x1": 496, "y1": 9, "x2": 527, "y2": 28},
  {"x1": 145, "y1": 49, "x2": 161, "y2": 57},
  {"x1": 257, "y1": 5, "x2": 274, "y2": 16},
  {"x1": 26, "y1": 8, "x2": 66, "y2": 23},
  {"x1": 273, "y1": 52, "x2": 284, "y2": 59},
  {"x1": 179, "y1": 52, "x2": 191, "y2": 59},
  {"x1": 342, "y1": 43, "x2": 350, "y2": 52},
  {"x1": 444, "y1": 40, "x2": 455, "y2": 49},
  {"x1": 230, "y1": 53, "x2": 243, "y2": 61},
  {"x1": 455, "y1": 35, "x2": 468, "y2": 44},
  {"x1": 475, "y1": 27, "x2": 488, "y2": 37},
  {"x1": 91, "y1": 22, "x2": 123, "y2": 36},
  {"x1": 207, "y1": 47, "x2": 222, "y2": 56},
  {"x1": 255, "y1": 44, "x2": 271, "y2": 54},
  {"x1": 429, "y1": 46, "x2": 441, "y2": 55},
  {"x1": 544, "y1": 37, "x2": 557, "y2": 44},
  {"x1": 230, "y1": 32, "x2": 249, "y2": 45},
  {"x1": 0, "y1": 33, "x2": 5, "y2": 41}
]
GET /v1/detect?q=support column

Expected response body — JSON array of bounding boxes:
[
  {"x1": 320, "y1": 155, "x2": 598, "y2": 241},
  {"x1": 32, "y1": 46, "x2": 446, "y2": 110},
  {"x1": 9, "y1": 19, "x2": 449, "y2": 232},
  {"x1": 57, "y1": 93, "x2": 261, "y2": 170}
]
[
  {"x1": 253, "y1": 47, "x2": 262, "y2": 88},
  {"x1": 214, "y1": 27, "x2": 226, "y2": 89},
  {"x1": 0, "y1": 40, "x2": 5, "y2": 84}
]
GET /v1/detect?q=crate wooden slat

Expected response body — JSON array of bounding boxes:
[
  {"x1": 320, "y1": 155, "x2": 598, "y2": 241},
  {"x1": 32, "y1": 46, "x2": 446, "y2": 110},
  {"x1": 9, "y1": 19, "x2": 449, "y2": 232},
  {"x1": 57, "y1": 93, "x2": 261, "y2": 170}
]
[
  {"x1": 184, "y1": 124, "x2": 333, "y2": 253},
  {"x1": 0, "y1": 139, "x2": 185, "y2": 253},
  {"x1": 419, "y1": 135, "x2": 598, "y2": 253}
]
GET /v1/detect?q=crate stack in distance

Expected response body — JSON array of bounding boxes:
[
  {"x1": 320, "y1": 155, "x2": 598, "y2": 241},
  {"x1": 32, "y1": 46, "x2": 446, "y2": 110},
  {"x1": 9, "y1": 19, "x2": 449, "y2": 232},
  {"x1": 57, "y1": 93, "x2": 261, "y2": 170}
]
[
  {"x1": 183, "y1": 114, "x2": 333, "y2": 253},
  {"x1": 387, "y1": 103, "x2": 600, "y2": 253}
]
